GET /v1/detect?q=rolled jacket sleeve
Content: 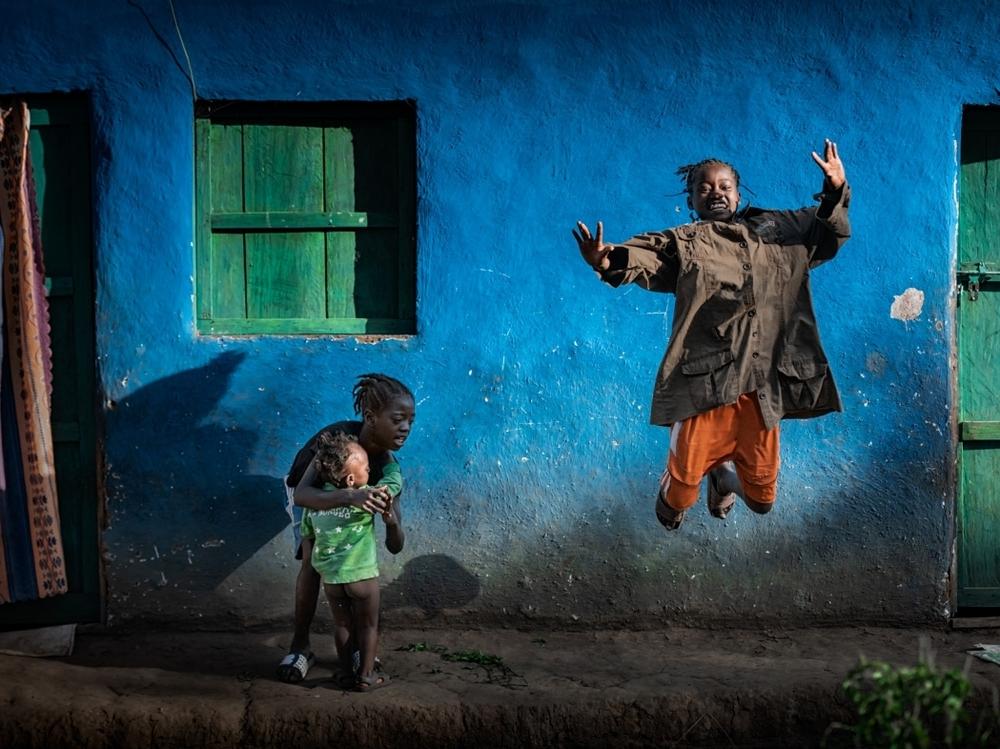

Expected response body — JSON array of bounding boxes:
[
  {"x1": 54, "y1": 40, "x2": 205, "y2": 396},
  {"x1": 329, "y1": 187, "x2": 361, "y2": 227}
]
[
  {"x1": 769, "y1": 182, "x2": 851, "y2": 268},
  {"x1": 815, "y1": 182, "x2": 851, "y2": 232},
  {"x1": 599, "y1": 230, "x2": 680, "y2": 293}
]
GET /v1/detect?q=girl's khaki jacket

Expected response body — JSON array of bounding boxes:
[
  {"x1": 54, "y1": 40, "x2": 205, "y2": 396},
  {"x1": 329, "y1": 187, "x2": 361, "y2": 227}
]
[{"x1": 598, "y1": 184, "x2": 851, "y2": 429}]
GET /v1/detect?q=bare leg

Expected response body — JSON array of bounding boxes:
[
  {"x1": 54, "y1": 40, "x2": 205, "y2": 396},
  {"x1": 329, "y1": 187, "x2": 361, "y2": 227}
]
[
  {"x1": 345, "y1": 578, "x2": 381, "y2": 680},
  {"x1": 290, "y1": 538, "x2": 320, "y2": 652},
  {"x1": 324, "y1": 583, "x2": 356, "y2": 676},
  {"x1": 711, "y1": 461, "x2": 773, "y2": 515}
]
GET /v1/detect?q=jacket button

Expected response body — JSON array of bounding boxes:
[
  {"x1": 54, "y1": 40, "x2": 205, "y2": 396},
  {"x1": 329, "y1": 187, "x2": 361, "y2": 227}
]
[
  {"x1": 743, "y1": 263, "x2": 751, "y2": 271},
  {"x1": 748, "y1": 310, "x2": 756, "y2": 318},
  {"x1": 752, "y1": 352, "x2": 759, "y2": 359},
  {"x1": 739, "y1": 241, "x2": 748, "y2": 248}
]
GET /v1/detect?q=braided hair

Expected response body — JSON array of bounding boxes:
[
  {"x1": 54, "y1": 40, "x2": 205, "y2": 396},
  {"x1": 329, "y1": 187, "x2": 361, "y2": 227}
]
[
  {"x1": 352, "y1": 373, "x2": 413, "y2": 418},
  {"x1": 675, "y1": 158, "x2": 741, "y2": 196},
  {"x1": 313, "y1": 431, "x2": 364, "y2": 486}
]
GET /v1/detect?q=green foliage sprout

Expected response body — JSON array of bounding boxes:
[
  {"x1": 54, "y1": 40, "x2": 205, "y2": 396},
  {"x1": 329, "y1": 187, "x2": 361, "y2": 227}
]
[
  {"x1": 824, "y1": 640, "x2": 999, "y2": 749},
  {"x1": 396, "y1": 642, "x2": 523, "y2": 688}
]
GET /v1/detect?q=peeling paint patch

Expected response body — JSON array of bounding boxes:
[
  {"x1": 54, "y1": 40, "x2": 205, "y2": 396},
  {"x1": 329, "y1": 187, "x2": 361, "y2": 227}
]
[{"x1": 890, "y1": 287, "x2": 924, "y2": 321}]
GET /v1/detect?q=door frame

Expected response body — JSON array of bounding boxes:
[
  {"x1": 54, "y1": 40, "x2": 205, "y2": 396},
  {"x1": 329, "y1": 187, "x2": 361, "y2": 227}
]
[{"x1": 0, "y1": 92, "x2": 101, "y2": 629}]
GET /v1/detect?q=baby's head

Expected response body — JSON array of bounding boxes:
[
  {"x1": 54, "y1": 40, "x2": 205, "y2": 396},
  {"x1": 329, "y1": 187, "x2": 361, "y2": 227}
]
[
  {"x1": 314, "y1": 431, "x2": 370, "y2": 489},
  {"x1": 677, "y1": 158, "x2": 742, "y2": 222}
]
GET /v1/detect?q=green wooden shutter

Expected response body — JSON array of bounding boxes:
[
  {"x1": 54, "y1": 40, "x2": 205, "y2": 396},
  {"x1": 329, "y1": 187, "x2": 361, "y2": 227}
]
[
  {"x1": 195, "y1": 103, "x2": 416, "y2": 335},
  {"x1": 957, "y1": 106, "x2": 1000, "y2": 607}
]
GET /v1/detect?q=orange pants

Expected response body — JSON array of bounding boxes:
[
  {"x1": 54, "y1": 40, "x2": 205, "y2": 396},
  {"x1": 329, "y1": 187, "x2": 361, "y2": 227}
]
[{"x1": 662, "y1": 393, "x2": 780, "y2": 511}]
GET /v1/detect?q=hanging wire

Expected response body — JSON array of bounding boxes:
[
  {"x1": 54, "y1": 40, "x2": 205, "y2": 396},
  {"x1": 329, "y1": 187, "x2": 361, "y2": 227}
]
[{"x1": 168, "y1": 0, "x2": 197, "y2": 101}]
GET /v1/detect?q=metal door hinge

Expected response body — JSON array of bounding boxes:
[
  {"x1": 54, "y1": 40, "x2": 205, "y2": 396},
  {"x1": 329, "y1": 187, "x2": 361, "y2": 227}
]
[{"x1": 957, "y1": 261, "x2": 999, "y2": 301}]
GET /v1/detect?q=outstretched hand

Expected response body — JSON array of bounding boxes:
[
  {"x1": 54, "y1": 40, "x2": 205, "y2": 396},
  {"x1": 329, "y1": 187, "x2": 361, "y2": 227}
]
[
  {"x1": 573, "y1": 221, "x2": 610, "y2": 270},
  {"x1": 811, "y1": 139, "x2": 846, "y2": 191}
]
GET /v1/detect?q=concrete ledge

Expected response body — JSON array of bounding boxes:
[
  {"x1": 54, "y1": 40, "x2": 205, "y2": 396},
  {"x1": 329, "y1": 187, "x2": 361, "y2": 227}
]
[{"x1": 2, "y1": 627, "x2": 999, "y2": 748}]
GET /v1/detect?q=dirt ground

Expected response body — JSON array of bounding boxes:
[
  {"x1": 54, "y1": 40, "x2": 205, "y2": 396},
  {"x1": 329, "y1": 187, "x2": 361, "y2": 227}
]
[{"x1": 3, "y1": 623, "x2": 1000, "y2": 748}]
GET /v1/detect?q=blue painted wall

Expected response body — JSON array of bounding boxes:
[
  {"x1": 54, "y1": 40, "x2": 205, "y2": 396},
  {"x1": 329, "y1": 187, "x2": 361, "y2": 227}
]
[{"x1": 0, "y1": 0, "x2": 987, "y2": 627}]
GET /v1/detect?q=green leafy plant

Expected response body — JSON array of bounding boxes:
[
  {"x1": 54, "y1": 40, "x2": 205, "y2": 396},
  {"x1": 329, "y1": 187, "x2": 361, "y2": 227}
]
[
  {"x1": 395, "y1": 642, "x2": 522, "y2": 688},
  {"x1": 825, "y1": 641, "x2": 998, "y2": 749},
  {"x1": 397, "y1": 642, "x2": 429, "y2": 652}
]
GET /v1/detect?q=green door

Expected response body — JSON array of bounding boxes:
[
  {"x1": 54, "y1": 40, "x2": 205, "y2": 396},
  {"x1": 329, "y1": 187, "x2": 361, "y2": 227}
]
[
  {"x1": 0, "y1": 95, "x2": 100, "y2": 628},
  {"x1": 957, "y1": 106, "x2": 1000, "y2": 608}
]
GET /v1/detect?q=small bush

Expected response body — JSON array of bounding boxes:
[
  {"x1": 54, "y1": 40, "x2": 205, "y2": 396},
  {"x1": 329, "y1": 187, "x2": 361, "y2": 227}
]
[{"x1": 825, "y1": 642, "x2": 998, "y2": 749}]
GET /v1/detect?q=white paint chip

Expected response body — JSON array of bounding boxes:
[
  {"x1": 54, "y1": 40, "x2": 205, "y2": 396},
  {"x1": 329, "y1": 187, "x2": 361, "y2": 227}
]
[{"x1": 890, "y1": 287, "x2": 924, "y2": 321}]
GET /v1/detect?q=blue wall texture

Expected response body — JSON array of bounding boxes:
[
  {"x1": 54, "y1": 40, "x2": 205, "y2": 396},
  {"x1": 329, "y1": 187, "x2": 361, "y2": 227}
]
[{"x1": 0, "y1": 0, "x2": 987, "y2": 627}]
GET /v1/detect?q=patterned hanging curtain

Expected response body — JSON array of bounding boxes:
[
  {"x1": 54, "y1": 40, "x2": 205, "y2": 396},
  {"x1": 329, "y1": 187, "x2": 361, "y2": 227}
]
[{"x1": 0, "y1": 102, "x2": 67, "y2": 604}]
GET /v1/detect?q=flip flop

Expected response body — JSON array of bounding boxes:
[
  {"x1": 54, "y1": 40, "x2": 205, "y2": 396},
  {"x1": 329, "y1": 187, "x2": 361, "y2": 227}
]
[
  {"x1": 655, "y1": 471, "x2": 685, "y2": 530},
  {"x1": 355, "y1": 671, "x2": 391, "y2": 692},
  {"x1": 276, "y1": 651, "x2": 315, "y2": 683}
]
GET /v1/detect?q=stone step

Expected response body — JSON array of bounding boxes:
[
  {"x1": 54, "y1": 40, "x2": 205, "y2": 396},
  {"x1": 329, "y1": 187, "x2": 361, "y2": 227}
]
[{"x1": 2, "y1": 626, "x2": 998, "y2": 748}]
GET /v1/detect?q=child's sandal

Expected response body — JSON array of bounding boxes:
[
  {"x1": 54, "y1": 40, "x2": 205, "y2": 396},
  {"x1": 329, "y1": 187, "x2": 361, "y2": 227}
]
[
  {"x1": 655, "y1": 472, "x2": 685, "y2": 530},
  {"x1": 276, "y1": 651, "x2": 315, "y2": 683},
  {"x1": 355, "y1": 672, "x2": 391, "y2": 692}
]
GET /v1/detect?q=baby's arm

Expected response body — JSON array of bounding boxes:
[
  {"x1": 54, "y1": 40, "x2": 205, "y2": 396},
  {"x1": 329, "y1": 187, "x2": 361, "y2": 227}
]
[{"x1": 293, "y1": 461, "x2": 388, "y2": 514}]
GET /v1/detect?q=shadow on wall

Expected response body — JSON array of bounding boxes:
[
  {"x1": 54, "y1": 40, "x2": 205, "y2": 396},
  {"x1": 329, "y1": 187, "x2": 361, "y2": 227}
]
[
  {"x1": 382, "y1": 554, "x2": 481, "y2": 616},
  {"x1": 104, "y1": 351, "x2": 288, "y2": 592}
]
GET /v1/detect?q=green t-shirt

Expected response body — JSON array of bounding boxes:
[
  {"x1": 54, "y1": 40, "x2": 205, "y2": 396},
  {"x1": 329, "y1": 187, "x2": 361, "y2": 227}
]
[{"x1": 300, "y1": 463, "x2": 402, "y2": 584}]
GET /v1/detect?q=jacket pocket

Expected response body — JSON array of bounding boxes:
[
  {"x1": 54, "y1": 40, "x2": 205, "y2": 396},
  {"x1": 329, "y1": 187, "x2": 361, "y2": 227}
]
[
  {"x1": 777, "y1": 354, "x2": 828, "y2": 410},
  {"x1": 677, "y1": 228, "x2": 721, "y2": 295},
  {"x1": 680, "y1": 349, "x2": 735, "y2": 410}
]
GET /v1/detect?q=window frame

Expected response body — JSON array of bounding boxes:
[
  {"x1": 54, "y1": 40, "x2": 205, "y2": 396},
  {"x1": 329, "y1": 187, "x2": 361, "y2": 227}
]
[{"x1": 193, "y1": 100, "x2": 417, "y2": 336}]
